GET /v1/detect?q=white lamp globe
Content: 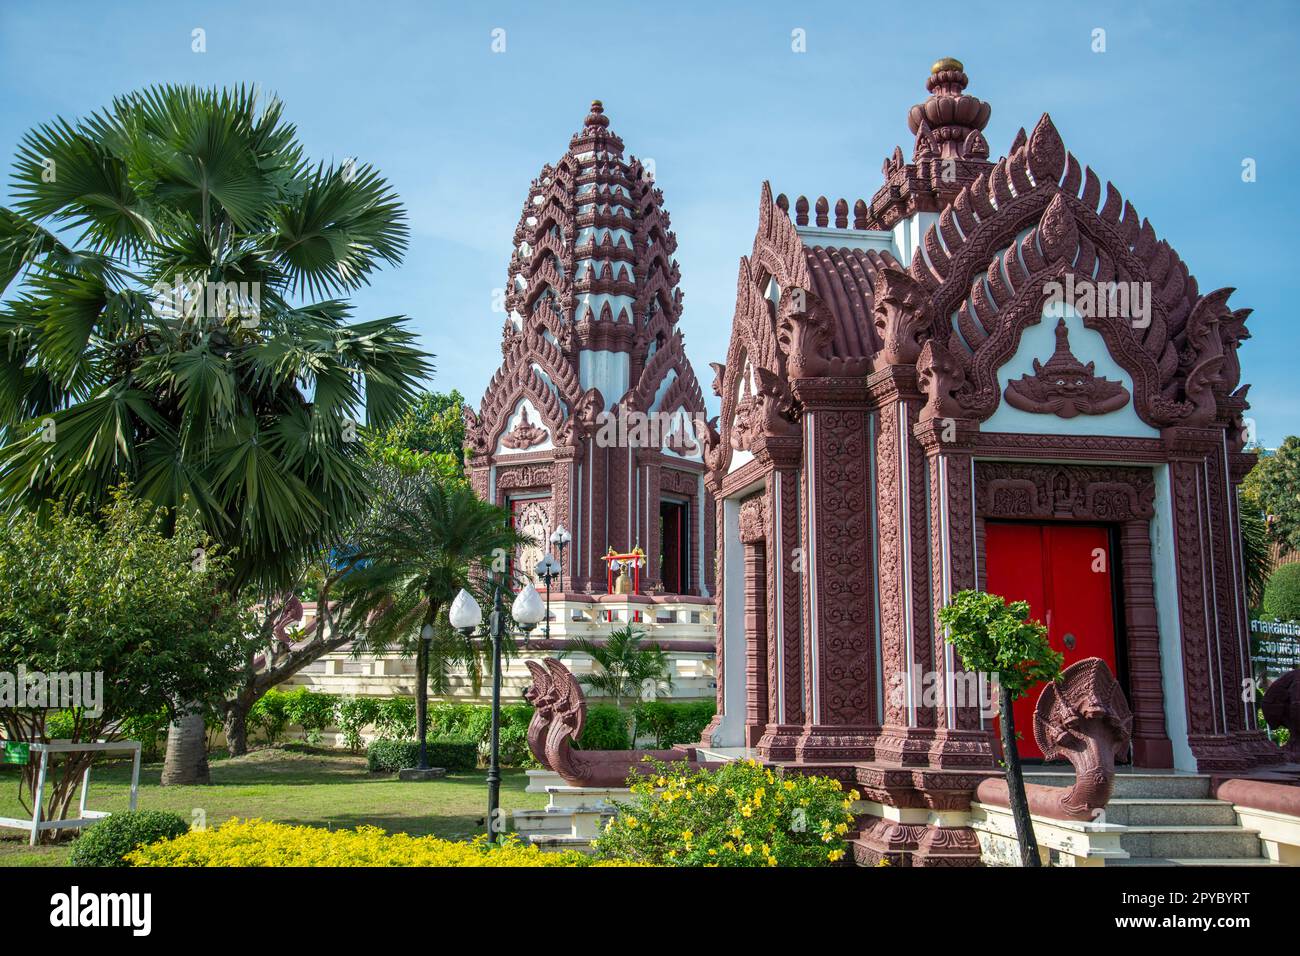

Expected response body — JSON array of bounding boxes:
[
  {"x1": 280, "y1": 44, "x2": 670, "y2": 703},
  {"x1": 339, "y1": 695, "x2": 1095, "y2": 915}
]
[
  {"x1": 512, "y1": 584, "x2": 546, "y2": 627},
  {"x1": 420, "y1": 623, "x2": 435, "y2": 641},
  {"x1": 449, "y1": 589, "x2": 482, "y2": 632}
]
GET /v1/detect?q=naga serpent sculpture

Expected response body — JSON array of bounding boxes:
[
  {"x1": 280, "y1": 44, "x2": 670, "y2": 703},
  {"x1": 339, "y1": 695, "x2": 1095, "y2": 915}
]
[
  {"x1": 976, "y1": 657, "x2": 1133, "y2": 821},
  {"x1": 523, "y1": 658, "x2": 716, "y2": 787}
]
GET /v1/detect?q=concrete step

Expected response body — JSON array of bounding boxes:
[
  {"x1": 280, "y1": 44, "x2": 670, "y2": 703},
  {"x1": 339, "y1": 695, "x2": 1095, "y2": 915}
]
[
  {"x1": 511, "y1": 809, "x2": 573, "y2": 834},
  {"x1": 1118, "y1": 825, "x2": 1262, "y2": 860},
  {"x1": 1101, "y1": 798, "x2": 1238, "y2": 827},
  {"x1": 1110, "y1": 856, "x2": 1284, "y2": 867},
  {"x1": 1023, "y1": 771, "x2": 1211, "y2": 799}
]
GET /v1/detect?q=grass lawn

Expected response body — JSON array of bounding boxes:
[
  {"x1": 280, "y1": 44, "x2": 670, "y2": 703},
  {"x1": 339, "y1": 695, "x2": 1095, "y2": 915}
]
[{"x1": 0, "y1": 745, "x2": 545, "y2": 867}]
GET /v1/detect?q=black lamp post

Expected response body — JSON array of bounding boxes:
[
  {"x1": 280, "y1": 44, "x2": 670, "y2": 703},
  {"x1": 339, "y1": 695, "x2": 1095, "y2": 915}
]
[
  {"x1": 550, "y1": 525, "x2": 571, "y2": 591},
  {"x1": 450, "y1": 580, "x2": 544, "y2": 842},
  {"x1": 535, "y1": 553, "x2": 560, "y2": 643}
]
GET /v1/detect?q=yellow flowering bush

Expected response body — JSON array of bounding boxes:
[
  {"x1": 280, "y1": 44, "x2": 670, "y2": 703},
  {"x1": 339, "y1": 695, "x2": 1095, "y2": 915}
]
[
  {"x1": 592, "y1": 758, "x2": 859, "y2": 867},
  {"x1": 125, "y1": 818, "x2": 610, "y2": 867}
]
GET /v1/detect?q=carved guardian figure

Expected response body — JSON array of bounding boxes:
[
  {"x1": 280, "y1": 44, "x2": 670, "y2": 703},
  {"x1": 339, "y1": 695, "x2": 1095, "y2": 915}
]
[
  {"x1": 1032, "y1": 657, "x2": 1134, "y2": 818},
  {"x1": 525, "y1": 658, "x2": 716, "y2": 787},
  {"x1": 1003, "y1": 319, "x2": 1130, "y2": 418},
  {"x1": 976, "y1": 658, "x2": 1133, "y2": 821}
]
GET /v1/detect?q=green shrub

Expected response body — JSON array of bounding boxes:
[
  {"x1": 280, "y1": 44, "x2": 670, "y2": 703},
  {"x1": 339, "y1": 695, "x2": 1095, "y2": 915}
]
[
  {"x1": 576, "y1": 705, "x2": 630, "y2": 750},
  {"x1": 1262, "y1": 564, "x2": 1300, "y2": 623},
  {"x1": 496, "y1": 704, "x2": 537, "y2": 768},
  {"x1": 374, "y1": 696, "x2": 417, "y2": 740},
  {"x1": 249, "y1": 689, "x2": 293, "y2": 746},
  {"x1": 594, "y1": 757, "x2": 857, "y2": 866},
  {"x1": 43, "y1": 709, "x2": 77, "y2": 740},
  {"x1": 633, "y1": 700, "x2": 715, "y2": 748},
  {"x1": 282, "y1": 688, "x2": 338, "y2": 744},
  {"x1": 69, "y1": 810, "x2": 190, "y2": 867},
  {"x1": 366, "y1": 738, "x2": 477, "y2": 772},
  {"x1": 120, "y1": 710, "x2": 170, "y2": 762},
  {"x1": 337, "y1": 697, "x2": 382, "y2": 752}
]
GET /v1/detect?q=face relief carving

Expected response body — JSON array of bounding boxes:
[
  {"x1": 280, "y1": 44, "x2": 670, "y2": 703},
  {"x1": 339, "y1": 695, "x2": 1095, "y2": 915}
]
[{"x1": 1003, "y1": 319, "x2": 1130, "y2": 418}]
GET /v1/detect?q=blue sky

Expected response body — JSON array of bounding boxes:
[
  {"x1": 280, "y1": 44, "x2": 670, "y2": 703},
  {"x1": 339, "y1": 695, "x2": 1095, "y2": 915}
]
[{"x1": 2, "y1": 0, "x2": 1297, "y2": 445}]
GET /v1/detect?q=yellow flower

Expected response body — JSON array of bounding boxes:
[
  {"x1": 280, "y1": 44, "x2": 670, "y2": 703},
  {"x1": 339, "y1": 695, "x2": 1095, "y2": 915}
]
[
  {"x1": 731, "y1": 826, "x2": 744, "y2": 840},
  {"x1": 741, "y1": 805, "x2": 753, "y2": 818},
  {"x1": 723, "y1": 841, "x2": 736, "y2": 851},
  {"x1": 784, "y1": 780, "x2": 796, "y2": 791},
  {"x1": 828, "y1": 849, "x2": 845, "y2": 862},
  {"x1": 682, "y1": 830, "x2": 693, "y2": 842},
  {"x1": 743, "y1": 844, "x2": 754, "y2": 855},
  {"x1": 626, "y1": 816, "x2": 639, "y2": 829},
  {"x1": 835, "y1": 823, "x2": 849, "y2": 835}
]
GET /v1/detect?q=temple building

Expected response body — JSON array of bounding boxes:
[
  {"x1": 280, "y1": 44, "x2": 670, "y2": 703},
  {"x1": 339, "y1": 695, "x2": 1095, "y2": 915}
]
[
  {"x1": 464, "y1": 101, "x2": 715, "y2": 601},
  {"x1": 698, "y1": 57, "x2": 1282, "y2": 861}
]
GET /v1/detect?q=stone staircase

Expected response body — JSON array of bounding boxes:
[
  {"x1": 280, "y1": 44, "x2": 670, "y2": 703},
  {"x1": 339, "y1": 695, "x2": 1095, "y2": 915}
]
[
  {"x1": 1023, "y1": 770, "x2": 1283, "y2": 866},
  {"x1": 512, "y1": 770, "x2": 626, "y2": 852}
]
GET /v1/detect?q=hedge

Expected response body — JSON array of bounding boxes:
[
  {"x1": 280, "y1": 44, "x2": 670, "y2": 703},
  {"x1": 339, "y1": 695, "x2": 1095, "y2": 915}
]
[
  {"x1": 69, "y1": 810, "x2": 190, "y2": 867},
  {"x1": 576, "y1": 704, "x2": 631, "y2": 750},
  {"x1": 125, "y1": 819, "x2": 632, "y2": 867},
  {"x1": 366, "y1": 738, "x2": 478, "y2": 772},
  {"x1": 632, "y1": 700, "x2": 715, "y2": 748}
]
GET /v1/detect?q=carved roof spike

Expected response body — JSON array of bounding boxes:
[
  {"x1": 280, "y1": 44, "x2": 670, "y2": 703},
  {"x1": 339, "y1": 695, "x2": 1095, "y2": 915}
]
[{"x1": 908, "y1": 56, "x2": 992, "y2": 161}]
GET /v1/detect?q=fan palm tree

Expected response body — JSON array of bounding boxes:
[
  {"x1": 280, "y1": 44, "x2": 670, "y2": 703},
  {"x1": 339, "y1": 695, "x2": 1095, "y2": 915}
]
[
  {"x1": 0, "y1": 85, "x2": 432, "y2": 782},
  {"x1": 341, "y1": 469, "x2": 531, "y2": 769},
  {"x1": 564, "y1": 625, "x2": 673, "y2": 744}
]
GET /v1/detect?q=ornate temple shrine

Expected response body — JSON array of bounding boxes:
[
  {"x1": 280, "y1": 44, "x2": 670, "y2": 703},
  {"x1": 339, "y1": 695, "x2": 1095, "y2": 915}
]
[
  {"x1": 464, "y1": 102, "x2": 715, "y2": 601},
  {"x1": 694, "y1": 57, "x2": 1286, "y2": 862}
]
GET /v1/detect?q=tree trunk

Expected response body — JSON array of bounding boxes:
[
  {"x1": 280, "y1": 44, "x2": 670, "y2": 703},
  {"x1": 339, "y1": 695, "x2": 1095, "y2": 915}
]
[
  {"x1": 224, "y1": 703, "x2": 249, "y2": 757},
  {"x1": 999, "y1": 683, "x2": 1041, "y2": 866},
  {"x1": 416, "y1": 637, "x2": 429, "y2": 769},
  {"x1": 161, "y1": 709, "x2": 210, "y2": 785}
]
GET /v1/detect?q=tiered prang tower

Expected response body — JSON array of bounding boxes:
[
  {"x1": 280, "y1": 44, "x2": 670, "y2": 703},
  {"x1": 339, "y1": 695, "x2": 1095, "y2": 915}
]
[{"x1": 465, "y1": 102, "x2": 715, "y2": 598}]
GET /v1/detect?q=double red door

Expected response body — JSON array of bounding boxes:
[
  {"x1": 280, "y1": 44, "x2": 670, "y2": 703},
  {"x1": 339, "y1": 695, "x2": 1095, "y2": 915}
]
[{"x1": 983, "y1": 522, "x2": 1121, "y2": 759}]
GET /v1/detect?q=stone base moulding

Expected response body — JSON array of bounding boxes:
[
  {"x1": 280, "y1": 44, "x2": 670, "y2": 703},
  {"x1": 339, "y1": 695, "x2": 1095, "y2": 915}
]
[{"x1": 968, "y1": 801, "x2": 1130, "y2": 867}]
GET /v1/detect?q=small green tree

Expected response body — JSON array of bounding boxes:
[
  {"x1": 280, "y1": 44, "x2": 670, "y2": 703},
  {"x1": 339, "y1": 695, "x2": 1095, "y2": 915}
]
[
  {"x1": 1243, "y1": 437, "x2": 1300, "y2": 556},
  {"x1": 341, "y1": 469, "x2": 528, "y2": 770},
  {"x1": 0, "y1": 491, "x2": 255, "y2": 834},
  {"x1": 938, "y1": 589, "x2": 1063, "y2": 867}
]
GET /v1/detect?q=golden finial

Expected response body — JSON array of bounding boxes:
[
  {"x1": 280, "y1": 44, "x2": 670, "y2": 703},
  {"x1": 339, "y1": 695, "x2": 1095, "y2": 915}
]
[{"x1": 931, "y1": 56, "x2": 964, "y2": 74}]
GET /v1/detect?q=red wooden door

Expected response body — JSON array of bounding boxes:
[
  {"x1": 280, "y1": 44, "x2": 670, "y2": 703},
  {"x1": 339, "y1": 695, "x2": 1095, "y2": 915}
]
[{"x1": 983, "y1": 522, "x2": 1119, "y2": 759}]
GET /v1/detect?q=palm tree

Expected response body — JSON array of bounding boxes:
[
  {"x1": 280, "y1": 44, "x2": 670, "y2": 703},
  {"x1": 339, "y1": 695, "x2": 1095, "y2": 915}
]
[
  {"x1": 564, "y1": 625, "x2": 673, "y2": 744},
  {"x1": 341, "y1": 470, "x2": 530, "y2": 769},
  {"x1": 0, "y1": 85, "x2": 432, "y2": 783}
]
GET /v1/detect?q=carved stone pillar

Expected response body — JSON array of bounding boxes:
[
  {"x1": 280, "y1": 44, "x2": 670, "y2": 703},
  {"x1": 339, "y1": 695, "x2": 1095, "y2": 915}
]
[
  {"x1": 739, "y1": 496, "x2": 769, "y2": 748},
  {"x1": 755, "y1": 435, "x2": 806, "y2": 759},
  {"x1": 869, "y1": 366, "x2": 934, "y2": 766},
  {"x1": 698, "y1": 473, "x2": 726, "y2": 746},
  {"x1": 1119, "y1": 518, "x2": 1173, "y2": 767},
  {"x1": 789, "y1": 377, "x2": 877, "y2": 761},
  {"x1": 641, "y1": 454, "x2": 662, "y2": 592},
  {"x1": 915, "y1": 417, "x2": 995, "y2": 770},
  {"x1": 1162, "y1": 426, "x2": 1256, "y2": 771},
  {"x1": 577, "y1": 441, "x2": 609, "y2": 592}
]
